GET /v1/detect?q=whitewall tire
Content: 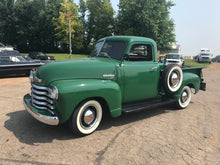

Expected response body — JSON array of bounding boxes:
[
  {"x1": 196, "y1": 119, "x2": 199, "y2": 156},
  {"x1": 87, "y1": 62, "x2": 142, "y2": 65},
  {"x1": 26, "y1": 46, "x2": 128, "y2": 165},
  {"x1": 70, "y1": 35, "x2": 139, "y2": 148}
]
[
  {"x1": 69, "y1": 100, "x2": 103, "y2": 136},
  {"x1": 177, "y1": 86, "x2": 191, "y2": 109}
]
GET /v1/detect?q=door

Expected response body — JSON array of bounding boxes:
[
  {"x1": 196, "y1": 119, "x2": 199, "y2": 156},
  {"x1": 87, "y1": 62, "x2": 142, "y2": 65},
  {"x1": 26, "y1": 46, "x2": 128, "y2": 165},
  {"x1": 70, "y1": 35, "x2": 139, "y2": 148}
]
[{"x1": 122, "y1": 44, "x2": 160, "y2": 103}]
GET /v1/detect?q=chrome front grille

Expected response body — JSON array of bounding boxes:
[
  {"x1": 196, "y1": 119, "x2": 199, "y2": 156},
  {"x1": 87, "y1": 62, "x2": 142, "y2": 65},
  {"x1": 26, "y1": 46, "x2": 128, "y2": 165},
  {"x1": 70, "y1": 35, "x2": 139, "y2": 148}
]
[
  {"x1": 31, "y1": 84, "x2": 55, "y2": 113},
  {"x1": 167, "y1": 61, "x2": 178, "y2": 63},
  {"x1": 202, "y1": 57, "x2": 209, "y2": 60}
]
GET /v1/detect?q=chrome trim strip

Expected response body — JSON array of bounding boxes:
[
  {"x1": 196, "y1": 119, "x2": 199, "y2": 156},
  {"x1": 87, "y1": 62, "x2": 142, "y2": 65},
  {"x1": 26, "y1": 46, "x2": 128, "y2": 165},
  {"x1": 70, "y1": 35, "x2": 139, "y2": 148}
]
[
  {"x1": 32, "y1": 103, "x2": 47, "y2": 110},
  {"x1": 32, "y1": 93, "x2": 53, "y2": 104},
  {"x1": 32, "y1": 84, "x2": 50, "y2": 91},
  {"x1": 32, "y1": 98, "x2": 54, "y2": 110},
  {"x1": 0, "y1": 63, "x2": 43, "y2": 67},
  {"x1": 103, "y1": 74, "x2": 115, "y2": 78},
  {"x1": 32, "y1": 90, "x2": 53, "y2": 99},
  {"x1": 24, "y1": 98, "x2": 59, "y2": 125},
  {"x1": 32, "y1": 104, "x2": 55, "y2": 115},
  {"x1": 32, "y1": 88, "x2": 47, "y2": 95}
]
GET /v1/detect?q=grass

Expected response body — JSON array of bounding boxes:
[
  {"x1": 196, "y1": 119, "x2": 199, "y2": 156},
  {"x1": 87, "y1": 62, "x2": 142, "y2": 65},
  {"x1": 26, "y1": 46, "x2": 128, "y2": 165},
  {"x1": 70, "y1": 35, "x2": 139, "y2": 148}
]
[
  {"x1": 184, "y1": 59, "x2": 210, "y2": 67},
  {"x1": 48, "y1": 54, "x2": 88, "y2": 61}
]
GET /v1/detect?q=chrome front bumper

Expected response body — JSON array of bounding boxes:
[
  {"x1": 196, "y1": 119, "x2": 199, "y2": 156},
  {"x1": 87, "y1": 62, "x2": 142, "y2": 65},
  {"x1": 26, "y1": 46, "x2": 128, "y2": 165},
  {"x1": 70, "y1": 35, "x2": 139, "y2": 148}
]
[{"x1": 23, "y1": 94, "x2": 59, "y2": 125}]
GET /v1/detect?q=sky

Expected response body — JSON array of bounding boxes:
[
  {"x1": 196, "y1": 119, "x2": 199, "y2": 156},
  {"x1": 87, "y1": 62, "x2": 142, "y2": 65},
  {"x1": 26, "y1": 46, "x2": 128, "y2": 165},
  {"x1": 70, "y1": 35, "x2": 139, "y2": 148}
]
[{"x1": 75, "y1": 0, "x2": 220, "y2": 57}]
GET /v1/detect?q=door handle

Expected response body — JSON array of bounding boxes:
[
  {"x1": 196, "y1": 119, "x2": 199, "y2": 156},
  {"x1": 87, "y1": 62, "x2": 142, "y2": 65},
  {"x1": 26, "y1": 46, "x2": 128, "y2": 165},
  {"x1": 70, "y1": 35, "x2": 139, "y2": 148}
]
[{"x1": 151, "y1": 66, "x2": 157, "y2": 71}]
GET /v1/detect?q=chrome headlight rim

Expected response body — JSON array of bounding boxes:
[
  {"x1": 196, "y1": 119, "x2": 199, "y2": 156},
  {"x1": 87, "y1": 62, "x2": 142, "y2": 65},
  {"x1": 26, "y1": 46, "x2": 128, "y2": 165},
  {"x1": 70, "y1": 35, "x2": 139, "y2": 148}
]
[
  {"x1": 29, "y1": 69, "x2": 37, "y2": 83},
  {"x1": 49, "y1": 86, "x2": 59, "y2": 100}
]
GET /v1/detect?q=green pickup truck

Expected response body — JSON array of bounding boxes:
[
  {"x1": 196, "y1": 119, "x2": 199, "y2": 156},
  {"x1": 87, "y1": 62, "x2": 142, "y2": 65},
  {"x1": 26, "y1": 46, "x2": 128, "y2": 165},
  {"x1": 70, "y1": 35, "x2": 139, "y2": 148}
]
[{"x1": 23, "y1": 36, "x2": 206, "y2": 136}]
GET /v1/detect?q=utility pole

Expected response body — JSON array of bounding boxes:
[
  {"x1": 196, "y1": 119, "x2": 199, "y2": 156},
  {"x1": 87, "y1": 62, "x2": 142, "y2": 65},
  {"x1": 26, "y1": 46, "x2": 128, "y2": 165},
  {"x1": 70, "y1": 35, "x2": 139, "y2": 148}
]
[{"x1": 66, "y1": 10, "x2": 72, "y2": 59}]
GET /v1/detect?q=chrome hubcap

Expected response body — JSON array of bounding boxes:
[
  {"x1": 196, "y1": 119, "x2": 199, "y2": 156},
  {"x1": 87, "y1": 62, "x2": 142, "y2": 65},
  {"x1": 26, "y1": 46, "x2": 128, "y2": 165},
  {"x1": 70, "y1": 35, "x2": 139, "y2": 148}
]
[
  {"x1": 170, "y1": 72, "x2": 180, "y2": 88},
  {"x1": 181, "y1": 91, "x2": 188, "y2": 103},
  {"x1": 82, "y1": 107, "x2": 96, "y2": 127}
]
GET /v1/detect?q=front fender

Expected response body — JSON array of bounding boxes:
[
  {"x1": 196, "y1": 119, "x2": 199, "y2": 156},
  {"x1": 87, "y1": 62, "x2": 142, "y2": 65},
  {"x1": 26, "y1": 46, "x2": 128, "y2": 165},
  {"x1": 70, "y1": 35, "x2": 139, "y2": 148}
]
[
  {"x1": 51, "y1": 79, "x2": 122, "y2": 123},
  {"x1": 174, "y1": 72, "x2": 201, "y2": 100}
]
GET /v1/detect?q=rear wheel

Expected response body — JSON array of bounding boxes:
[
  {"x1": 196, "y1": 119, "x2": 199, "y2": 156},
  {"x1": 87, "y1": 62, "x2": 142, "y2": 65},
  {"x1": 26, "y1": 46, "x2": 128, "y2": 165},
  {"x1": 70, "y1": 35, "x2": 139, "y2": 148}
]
[
  {"x1": 176, "y1": 86, "x2": 191, "y2": 109},
  {"x1": 69, "y1": 100, "x2": 103, "y2": 136}
]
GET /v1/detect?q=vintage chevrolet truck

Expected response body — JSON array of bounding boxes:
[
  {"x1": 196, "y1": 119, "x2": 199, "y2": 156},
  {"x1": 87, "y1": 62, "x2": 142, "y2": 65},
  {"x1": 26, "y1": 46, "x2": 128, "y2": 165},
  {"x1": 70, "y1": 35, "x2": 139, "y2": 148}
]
[{"x1": 23, "y1": 36, "x2": 206, "y2": 136}]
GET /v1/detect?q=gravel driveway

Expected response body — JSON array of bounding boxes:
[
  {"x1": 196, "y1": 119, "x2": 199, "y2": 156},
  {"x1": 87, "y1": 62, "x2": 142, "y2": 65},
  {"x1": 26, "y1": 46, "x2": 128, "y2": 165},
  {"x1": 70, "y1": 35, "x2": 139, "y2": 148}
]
[{"x1": 0, "y1": 64, "x2": 220, "y2": 165}]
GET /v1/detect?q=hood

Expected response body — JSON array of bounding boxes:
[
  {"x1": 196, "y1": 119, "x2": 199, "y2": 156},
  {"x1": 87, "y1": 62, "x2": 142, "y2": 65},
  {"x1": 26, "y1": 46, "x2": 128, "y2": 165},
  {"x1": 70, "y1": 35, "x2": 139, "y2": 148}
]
[{"x1": 37, "y1": 57, "x2": 117, "y2": 84}]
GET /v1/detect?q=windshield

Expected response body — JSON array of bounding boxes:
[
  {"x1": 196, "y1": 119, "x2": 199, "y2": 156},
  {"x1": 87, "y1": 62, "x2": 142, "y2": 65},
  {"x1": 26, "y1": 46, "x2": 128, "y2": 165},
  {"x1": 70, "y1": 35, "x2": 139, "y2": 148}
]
[
  {"x1": 11, "y1": 56, "x2": 27, "y2": 62},
  {"x1": 166, "y1": 54, "x2": 180, "y2": 59},
  {"x1": 91, "y1": 40, "x2": 126, "y2": 60},
  {"x1": 90, "y1": 41, "x2": 104, "y2": 57},
  {"x1": 39, "y1": 53, "x2": 46, "y2": 56}
]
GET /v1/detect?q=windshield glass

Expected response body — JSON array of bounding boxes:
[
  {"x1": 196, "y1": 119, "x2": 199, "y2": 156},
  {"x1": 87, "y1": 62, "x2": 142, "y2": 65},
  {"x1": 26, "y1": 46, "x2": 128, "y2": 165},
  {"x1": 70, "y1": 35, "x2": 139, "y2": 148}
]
[
  {"x1": 16, "y1": 56, "x2": 27, "y2": 62},
  {"x1": 91, "y1": 40, "x2": 126, "y2": 60},
  {"x1": 166, "y1": 54, "x2": 180, "y2": 59},
  {"x1": 90, "y1": 41, "x2": 104, "y2": 57},
  {"x1": 11, "y1": 56, "x2": 27, "y2": 62},
  {"x1": 39, "y1": 53, "x2": 46, "y2": 56}
]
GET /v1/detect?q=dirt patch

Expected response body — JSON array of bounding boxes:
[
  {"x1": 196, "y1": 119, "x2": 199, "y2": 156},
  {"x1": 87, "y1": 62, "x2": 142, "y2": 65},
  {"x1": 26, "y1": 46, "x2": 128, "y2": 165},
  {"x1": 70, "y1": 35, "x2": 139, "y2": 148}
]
[
  {"x1": 0, "y1": 77, "x2": 28, "y2": 86},
  {"x1": 207, "y1": 63, "x2": 220, "y2": 70}
]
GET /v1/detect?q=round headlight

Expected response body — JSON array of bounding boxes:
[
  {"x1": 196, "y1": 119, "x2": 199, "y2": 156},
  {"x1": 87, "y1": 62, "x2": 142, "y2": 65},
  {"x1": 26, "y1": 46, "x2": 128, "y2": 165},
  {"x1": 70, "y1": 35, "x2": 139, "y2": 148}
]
[{"x1": 49, "y1": 86, "x2": 58, "y2": 100}]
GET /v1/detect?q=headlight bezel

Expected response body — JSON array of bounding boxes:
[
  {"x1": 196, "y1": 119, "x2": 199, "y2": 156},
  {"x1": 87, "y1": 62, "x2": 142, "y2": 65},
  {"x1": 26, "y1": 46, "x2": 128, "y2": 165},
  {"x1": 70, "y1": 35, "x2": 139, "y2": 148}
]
[
  {"x1": 49, "y1": 86, "x2": 59, "y2": 100},
  {"x1": 29, "y1": 69, "x2": 37, "y2": 83}
]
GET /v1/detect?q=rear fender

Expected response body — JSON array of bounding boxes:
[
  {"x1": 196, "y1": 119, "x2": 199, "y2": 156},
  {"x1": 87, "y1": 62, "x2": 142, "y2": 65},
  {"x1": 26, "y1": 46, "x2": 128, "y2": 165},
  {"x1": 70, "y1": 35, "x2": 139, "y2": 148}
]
[
  {"x1": 51, "y1": 79, "x2": 122, "y2": 123},
  {"x1": 174, "y1": 72, "x2": 200, "y2": 100}
]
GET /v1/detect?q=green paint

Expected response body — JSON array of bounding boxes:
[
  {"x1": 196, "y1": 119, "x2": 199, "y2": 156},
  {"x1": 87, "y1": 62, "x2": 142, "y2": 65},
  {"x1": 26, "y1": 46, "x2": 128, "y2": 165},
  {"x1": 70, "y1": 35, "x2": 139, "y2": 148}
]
[{"x1": 24, "y1": 36, "x2": 205, "y2": 124}]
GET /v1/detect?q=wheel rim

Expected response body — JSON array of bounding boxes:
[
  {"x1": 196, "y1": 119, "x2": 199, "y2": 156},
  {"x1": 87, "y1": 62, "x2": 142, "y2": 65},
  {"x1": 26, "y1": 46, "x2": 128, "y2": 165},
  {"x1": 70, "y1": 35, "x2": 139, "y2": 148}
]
[
  {"x1": 178, "y1": 86, "x2": 191, "y2": 108},
  {"x1": 169, "y1": 71, "x2": 180, "y2": 89},
  {"x1": 181, "y1": 91, "x2": 188, "y2": 104},
  {"x1": 81, "y1": 106, "x2": 97, "y2": 129}
]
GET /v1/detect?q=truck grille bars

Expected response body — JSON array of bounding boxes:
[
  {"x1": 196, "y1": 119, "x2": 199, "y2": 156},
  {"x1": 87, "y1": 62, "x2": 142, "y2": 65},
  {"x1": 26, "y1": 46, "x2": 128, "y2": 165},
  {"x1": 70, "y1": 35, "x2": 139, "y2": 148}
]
[{"x1": 31, "y1": 84, "x2": 55, "y2": 115}]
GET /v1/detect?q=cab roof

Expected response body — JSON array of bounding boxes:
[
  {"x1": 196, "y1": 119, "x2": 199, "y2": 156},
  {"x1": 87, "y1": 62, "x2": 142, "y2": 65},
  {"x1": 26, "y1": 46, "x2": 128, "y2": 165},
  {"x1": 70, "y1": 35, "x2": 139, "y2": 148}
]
[{"x1": 99, "y1": 36, "x2": 156, "y2": 44}]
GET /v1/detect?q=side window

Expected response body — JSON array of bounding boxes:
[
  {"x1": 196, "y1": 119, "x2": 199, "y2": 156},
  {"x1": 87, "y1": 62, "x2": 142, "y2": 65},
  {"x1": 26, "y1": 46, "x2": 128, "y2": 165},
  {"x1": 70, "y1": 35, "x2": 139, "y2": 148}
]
[
  {"x1": 127, "y1": 44, "x2": 152, "y2": 61},
  {"x1": 0, "y1": 57, "x2": 10, "y2": 63}
]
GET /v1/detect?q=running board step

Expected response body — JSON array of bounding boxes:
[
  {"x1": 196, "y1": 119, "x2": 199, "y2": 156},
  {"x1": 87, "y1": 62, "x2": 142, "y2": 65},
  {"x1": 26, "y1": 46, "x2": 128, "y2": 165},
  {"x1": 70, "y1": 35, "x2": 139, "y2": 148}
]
[{"x1": 122, "y1": 98, "x2": 176, "y2": 113}]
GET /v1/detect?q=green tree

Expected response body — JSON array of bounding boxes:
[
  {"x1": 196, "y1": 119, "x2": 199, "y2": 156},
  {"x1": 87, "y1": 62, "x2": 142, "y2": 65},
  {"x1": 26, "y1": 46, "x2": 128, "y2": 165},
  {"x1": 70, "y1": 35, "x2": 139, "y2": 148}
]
[
  {"x1": 116, "y1": 0, "x2": 175, "y2": 51},
  {"x1": 86, "y1": 0, "x2": 114, "y2": 44},
  {"x1": 78, "y1": 0, "x2": 89, "y2": 53},
  {"x1": 0, "y1": 0, "x2": 64, "y2": 52},
  {"x1": 44, "y1": 0, "x2": 63, "y2": 52},
  {"x1": 0, "y1": 0, "x2": 16, "y2": 46},
  {"x1": 53, "y1": 0, "x2": 83, "y2": 52}
]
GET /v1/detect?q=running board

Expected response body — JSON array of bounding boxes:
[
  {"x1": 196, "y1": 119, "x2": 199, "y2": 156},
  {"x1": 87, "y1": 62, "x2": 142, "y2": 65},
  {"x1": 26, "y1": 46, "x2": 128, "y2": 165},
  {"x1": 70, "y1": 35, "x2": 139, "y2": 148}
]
[{"x1": 122, "y1": 98, "x2": 176, "y2": 113}]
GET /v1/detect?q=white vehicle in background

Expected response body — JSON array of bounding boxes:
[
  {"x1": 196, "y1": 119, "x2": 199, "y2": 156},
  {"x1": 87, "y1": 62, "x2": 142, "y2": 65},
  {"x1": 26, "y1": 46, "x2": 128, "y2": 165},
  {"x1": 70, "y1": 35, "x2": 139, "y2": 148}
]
[
  {"x1": 195, "y1": 48, "x2": 213, "y2": 63},
  {"x1": 165, "y1": 53, "x2": 184, "y2": 67},
  {"x1": 0, "y1": 43, "x2": 14, "y2": 52}
]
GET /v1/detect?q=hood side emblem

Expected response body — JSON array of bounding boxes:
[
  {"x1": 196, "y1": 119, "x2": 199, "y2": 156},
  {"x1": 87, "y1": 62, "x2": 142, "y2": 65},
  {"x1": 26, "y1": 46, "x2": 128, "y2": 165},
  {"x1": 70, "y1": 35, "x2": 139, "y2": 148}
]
[{"x1": 103, "y1": 74, "x2": 115, "y2": 79}]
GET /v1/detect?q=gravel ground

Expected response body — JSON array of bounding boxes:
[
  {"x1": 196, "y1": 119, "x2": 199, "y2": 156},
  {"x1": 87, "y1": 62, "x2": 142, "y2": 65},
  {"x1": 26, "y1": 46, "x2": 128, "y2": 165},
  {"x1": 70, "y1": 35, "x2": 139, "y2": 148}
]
[{"x1": 0, "y1": 64, "x2": 220, "y2": 165}]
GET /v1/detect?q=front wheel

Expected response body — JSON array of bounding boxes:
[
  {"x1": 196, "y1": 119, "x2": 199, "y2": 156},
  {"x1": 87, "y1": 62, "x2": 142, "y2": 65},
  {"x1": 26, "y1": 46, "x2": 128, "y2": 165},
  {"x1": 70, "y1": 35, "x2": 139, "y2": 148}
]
[
  {"x1": 176, "y1": 86, "x2": 192, "y2": 109},
  {"x1": 69, "y1": 100, "x2": 103, "y2": 136}
]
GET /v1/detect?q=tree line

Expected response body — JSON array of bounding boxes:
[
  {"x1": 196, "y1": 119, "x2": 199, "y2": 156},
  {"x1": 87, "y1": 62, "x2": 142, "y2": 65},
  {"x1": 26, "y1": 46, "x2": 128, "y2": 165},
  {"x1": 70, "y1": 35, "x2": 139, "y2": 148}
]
[{"x1": 0, "y1": 0, "x2": 175, "y2": 54}]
